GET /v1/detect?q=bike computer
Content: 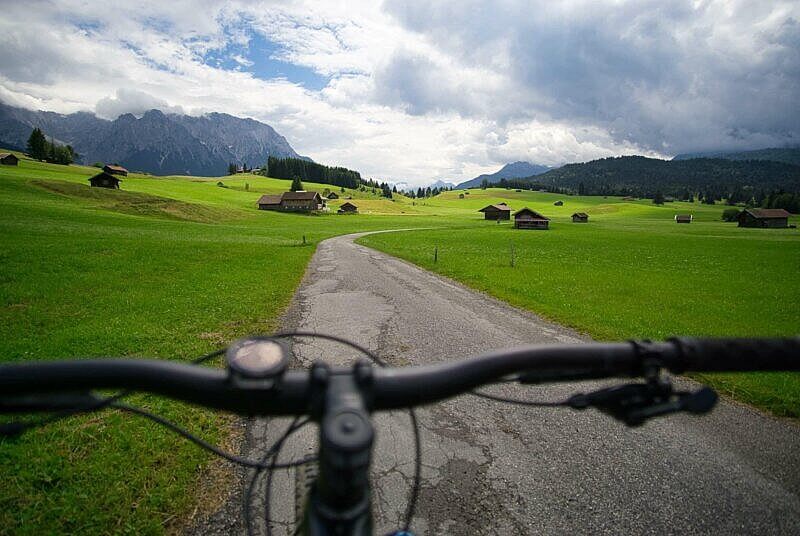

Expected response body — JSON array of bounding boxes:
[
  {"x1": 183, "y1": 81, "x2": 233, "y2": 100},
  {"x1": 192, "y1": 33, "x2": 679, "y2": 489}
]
[{"x1": 226, "y1": 337, "x2": 289, "y2": 380}]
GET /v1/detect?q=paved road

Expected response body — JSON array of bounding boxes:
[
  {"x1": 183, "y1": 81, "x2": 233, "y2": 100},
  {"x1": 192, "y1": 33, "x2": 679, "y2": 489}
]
[{"x1": 190, "y1": 231, "x2": 800, "y2": 535}]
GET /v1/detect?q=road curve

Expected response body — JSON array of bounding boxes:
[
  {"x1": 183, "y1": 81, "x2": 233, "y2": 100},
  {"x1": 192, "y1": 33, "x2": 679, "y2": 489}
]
[{"x1": 190, "y1": 231, "x2": 800, "y2": 535}]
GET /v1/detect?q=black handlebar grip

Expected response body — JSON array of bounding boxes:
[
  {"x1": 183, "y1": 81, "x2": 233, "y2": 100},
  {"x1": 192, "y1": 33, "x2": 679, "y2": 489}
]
[{"x1": 670, "y1": 337, "x2": 800, "y2": 372}]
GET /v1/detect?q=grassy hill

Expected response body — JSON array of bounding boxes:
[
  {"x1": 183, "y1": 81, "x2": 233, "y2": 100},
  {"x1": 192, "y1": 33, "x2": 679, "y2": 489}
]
[{"x1": 1, "y1": 151, "x2": 798, "y2": 533}]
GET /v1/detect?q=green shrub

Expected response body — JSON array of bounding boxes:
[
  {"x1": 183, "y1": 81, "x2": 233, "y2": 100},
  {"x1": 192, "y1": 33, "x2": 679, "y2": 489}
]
[{"x1": 722, "y1": 208, "x2": 740, "y2": 222}]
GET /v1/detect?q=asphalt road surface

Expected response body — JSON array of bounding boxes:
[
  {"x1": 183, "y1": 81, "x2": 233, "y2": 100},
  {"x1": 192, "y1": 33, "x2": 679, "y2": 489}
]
[{"x1": 189, "y1": 231, "x2": 800, "y2": 535}]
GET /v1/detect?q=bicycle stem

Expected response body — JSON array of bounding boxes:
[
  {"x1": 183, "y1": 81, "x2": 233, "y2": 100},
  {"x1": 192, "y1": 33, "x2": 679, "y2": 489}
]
[{"x1": 302, "y1": 361, "x2": 375, "y2": 535}]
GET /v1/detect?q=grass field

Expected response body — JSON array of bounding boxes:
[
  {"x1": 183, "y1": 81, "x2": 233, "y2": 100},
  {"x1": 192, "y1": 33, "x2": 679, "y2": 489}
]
[
  {"x1": 0, "y1": 153, "x2": 451, "y2": 534},
  {"x1": 359, "y1": 189, "x2": 800, "y2": 417},
  {"x1": 1, "y1": 151, "x2": 798, "y2": 533}
]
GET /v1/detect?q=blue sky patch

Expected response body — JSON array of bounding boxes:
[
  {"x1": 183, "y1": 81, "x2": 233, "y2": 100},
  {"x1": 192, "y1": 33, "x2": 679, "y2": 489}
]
[{"x1": 202, "y1": 31, "x2": 329, "y2": 91}]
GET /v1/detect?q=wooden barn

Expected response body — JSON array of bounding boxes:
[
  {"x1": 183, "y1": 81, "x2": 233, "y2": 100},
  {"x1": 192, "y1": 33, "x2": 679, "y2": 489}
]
[
  {"x1": 282, "y1": 191, "x2": 325, "y2": 212},
  {"x1": 514, "y1": 208, "x2": 550, "y2": 230},
  {"x1": 338, "y1": 202, "x2": 358, "y2": 214},
  {"x1": 327, "y1": 191, "x2": 339, "y2": 200},
  {"x1": 257, "y1": 194, "x2": 283, "y2": 211},
  {"x1": 0, "y1": 153, "x2": 19, "y2": 166},
  {"x1": 737, "y1": 208, "x2": 791, "y2": 228},
  {"x1": 257, "y1": 191, "x2": 325, "y2": 212},
  {"x1": 88, "y1": 172, "x2": 121, "y2": 189},
  {"x1": 675, "y1": 214, "x2": 693, "y2": 224},
  {"x1": 479, "y1": 203, "x2": 511, "y2": 220},
  {"x1": 102, "y1": 164, "x2": 128, "y2": 176},
  {"x1": 554, "y1": 200, "x2": 563, "y2": 206},
  {"x1": 572, "y1": 212, "x2": 589, "y2": 223}
]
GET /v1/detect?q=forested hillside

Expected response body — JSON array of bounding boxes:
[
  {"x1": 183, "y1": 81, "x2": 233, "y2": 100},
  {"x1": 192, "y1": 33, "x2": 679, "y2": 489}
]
[{"x1": 503, "y1": 156, "x2": 800, "y2": 202}]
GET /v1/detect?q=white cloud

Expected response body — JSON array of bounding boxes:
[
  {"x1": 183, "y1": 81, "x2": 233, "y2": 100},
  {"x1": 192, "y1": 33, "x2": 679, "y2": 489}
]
[{"x1": 0, "y1": 0, "x2": 797, "y2": 186}]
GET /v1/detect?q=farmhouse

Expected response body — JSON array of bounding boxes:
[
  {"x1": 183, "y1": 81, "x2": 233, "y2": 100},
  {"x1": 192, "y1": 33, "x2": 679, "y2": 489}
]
[
  {"x1": 257, "y1": 191, "x2": 325, "y2": 212},
  {"x1": 514, "y1": 208, "x2": 550, "y2": 230},
  {"x1": 572, "y1": 212, "x2": 589, "y2": 223},
  {"x1": 338, "y1": 202, "x2": 358, "y2": 214},
  {"x1": 327, "y1": 192, "x2": 339, "y2": 200},
  {"x1": 282, "y1": 191, "x2": 325, "y2": 211},
  {"x1": 478, "y1": 203, "x2": 511, "y2": 220},
  {"x1": 88, "y1": 171, "x2": 121, "y2": 189},
  {"x1": 675, "y1": 214, "x2": 692, "y2": 223},
  {"x1": 0, "y1": 153, "x2": 19, "y2": 166},
  {"x1": 257, "y1": 194, "x2": 283, "y2": 210},
  {"x1": 737, "y1": 208, "x2": 791, "y2": 228},
  {"x1": 554, "y1": 200, "x2": 563, "y2": 206},
  {"x1": 102, "y1": 164, "x2": 128, "y2": 176}
]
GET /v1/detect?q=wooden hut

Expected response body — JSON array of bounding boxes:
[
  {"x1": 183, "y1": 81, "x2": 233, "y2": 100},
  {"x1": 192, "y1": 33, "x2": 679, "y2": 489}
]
[
  {"x1": 257, "y1": 194, "x2": 283, "y2": 211},
  {"x1": 554, "y1": 200, "x2": 564, "y2": 206},
  {"x1": 572, "y1": 212, "x2": 589, "y2": 223},
  {"x1": 281, "y1": 191, "x2": 324, "y2": 212},
  {"x1": 479, "y1": 203, "x2": 511, "y2": 220},
  {"x1": 514, "y1": 208, "x2": 550, "y2": 230},
  {"x1": 736, "y1": 208, "x2": 791, "y2": 228},
  {"x1": 327, "y1": 191, "x2": 339, "y2": 200},
  {"x1": 102, "y1": 164, "x2": 128, "y2": 176},
  {"x1": 338, "y1": 202, "x2": 358, "y2": 214},
  {"x1": 88, "y1": 172, "x2": 121, "y2": 189},
  {"x1": 0, "y1": 153, "x2": 19, "y2": 166},
  {"x1": 675, "y1": 214, "x2": 693, "y2": 224}
]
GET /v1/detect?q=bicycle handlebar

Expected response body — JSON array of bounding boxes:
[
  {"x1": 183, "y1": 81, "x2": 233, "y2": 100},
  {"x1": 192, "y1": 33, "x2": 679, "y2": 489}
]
[{"x1": 1, "y1": 338, "x2": 798, "y2": 416}]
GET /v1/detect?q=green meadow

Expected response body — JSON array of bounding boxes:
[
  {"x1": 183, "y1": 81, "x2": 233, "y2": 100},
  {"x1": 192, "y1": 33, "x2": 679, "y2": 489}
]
[
  {"x1": 0, "y1": 154, "x2": 446, "y2": 533},
  {"x1": 0, "y1": 152, "x2": 798, "y2": 533},
  {"x1": 360, "y1": 189, "x2": 800, "y2": 416}
]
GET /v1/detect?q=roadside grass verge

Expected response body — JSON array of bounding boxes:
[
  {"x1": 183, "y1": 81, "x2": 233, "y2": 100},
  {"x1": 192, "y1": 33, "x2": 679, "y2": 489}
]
[{"x1": 359, "y1": 193, "x2": 800, "y2": 417}]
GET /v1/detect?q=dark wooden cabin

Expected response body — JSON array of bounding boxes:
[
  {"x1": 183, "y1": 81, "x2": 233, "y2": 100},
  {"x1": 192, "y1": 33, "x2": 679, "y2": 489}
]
[
  {"x1": 338, "y1": 202, "x2": 358, "y2": 214},
  {"x1": 572, "y1": 212, "x2": 589, "y2": 223},
  {"x1": 102, "y1": 164, "x2": 128, "y2": 176},
  {"x1": 675, "y1": 214, "x2": 692, "y2": 224},
  {"x1": 0, "y1": 153, "x2": 19, "y2": 166},
  {"x1": 554, "y1": 200, "x2": 563, "y2": 206},
  {"x1": 327, "y1": 192, "x2": 339, "y2": 200},
  {"x1": 257, "y1": 191, "x2": 324, "y2": 212},
  {"x1": 737, "y1": 208, "x2": 791, "y2": 228},
  {"x1": 514, "y1": 208, "x2": 550, "y2": 229},
  {"x1": 257, "y1": 194, "x2": 283, "y2": 211},
  {"x1": 281, "y1": 191, "x2": 324, "y2": 212},
  {"x1": 479, "y1": 203, "x2": 511, "y2": 220},
  {"x1": 88, "y1": 172, "x2": 121, "y2": 189}
]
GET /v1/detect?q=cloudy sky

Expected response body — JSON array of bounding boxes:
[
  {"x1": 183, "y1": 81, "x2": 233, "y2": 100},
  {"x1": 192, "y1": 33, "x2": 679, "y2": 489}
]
[{"x1": 1, "y1": 0, "x2": 798, "y2": 186}]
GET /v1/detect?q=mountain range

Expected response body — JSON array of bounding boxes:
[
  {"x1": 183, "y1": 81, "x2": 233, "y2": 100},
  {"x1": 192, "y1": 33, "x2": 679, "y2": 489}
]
[
  {"x1": 0, "y1": 102, "x2": 301, "y2": 176},
  {"x1": 455, "y1": 161, "x2": 552, "y2": 189}
]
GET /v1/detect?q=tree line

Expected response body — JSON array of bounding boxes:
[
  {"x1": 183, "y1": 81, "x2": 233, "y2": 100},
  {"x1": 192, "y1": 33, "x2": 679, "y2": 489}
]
[
  {"x1": 27, "y1": 128, "x2": 77, "y2": 165},
  {"x1": 264, "y1": 156, "x2": 362, "y2": 189}
]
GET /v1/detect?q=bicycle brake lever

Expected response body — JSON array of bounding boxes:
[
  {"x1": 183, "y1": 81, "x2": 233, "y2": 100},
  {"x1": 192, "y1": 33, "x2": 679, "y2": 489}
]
[{"x1": 567, "y1": 382, "x2": 718, "y2": 426}]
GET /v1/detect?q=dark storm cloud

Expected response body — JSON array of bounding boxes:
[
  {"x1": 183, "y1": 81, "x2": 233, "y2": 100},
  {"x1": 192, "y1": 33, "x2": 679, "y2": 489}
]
[{"x1": 382, "y1": 0, "x2": 800, "y2": 153}]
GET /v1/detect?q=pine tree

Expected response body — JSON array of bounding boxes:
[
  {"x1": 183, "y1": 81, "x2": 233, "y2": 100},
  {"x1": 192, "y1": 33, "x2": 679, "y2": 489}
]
[
  {"x1": 290, "y1": 175, "x2": 304, "y2": 192},
  {"x1": 27, "y1": 128, "x2": 47, "y2": 161}
]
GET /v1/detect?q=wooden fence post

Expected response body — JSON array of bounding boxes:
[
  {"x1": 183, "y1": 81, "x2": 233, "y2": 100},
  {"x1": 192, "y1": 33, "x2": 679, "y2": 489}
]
[
  {"x1": 303, "y1": 234, "x2": 306, "y2": 245},
  {"x1": 434, "y1": 246, "x2": 438, "y2": 263}
]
